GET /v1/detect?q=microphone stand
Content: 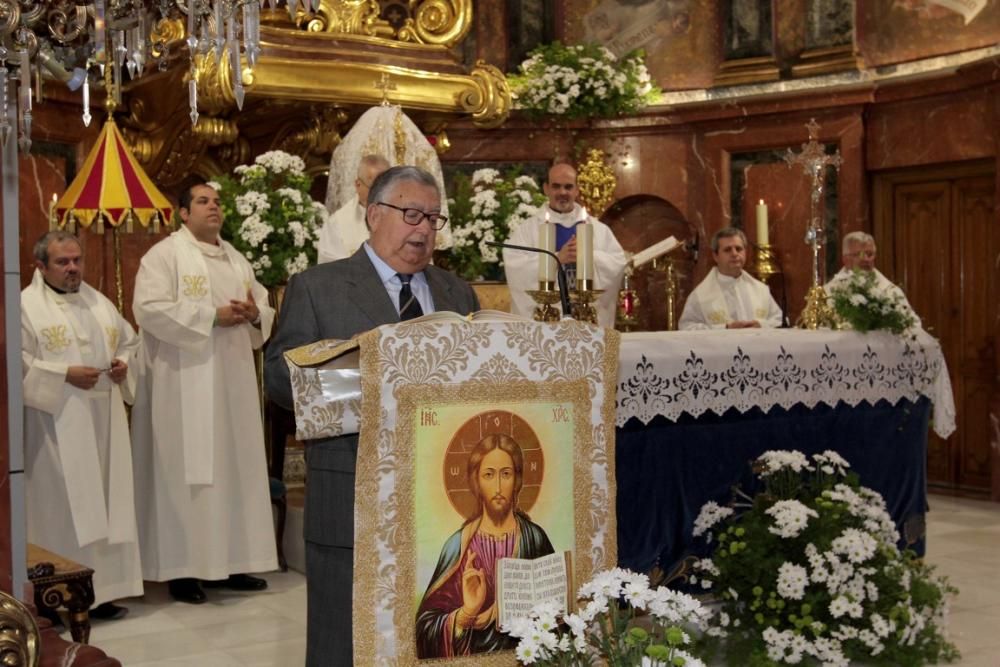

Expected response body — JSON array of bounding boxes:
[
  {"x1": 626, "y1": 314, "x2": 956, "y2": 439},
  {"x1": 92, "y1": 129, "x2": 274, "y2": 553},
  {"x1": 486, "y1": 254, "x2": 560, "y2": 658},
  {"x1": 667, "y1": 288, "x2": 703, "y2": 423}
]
[{"x1": 486, "y1": 241, "x2": 572, "y2": 318}]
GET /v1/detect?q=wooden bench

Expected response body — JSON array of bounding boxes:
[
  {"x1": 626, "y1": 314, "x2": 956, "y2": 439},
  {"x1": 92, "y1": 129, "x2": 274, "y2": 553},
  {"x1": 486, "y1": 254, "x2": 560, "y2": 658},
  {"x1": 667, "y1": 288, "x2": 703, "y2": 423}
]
[{"x1": 27, "y1": 543, "x2": 95, "y2": 644}]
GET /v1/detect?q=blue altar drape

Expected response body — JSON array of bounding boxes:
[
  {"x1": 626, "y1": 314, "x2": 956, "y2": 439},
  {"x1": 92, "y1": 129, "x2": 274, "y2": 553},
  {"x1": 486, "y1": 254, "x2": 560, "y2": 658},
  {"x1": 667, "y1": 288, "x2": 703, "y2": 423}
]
[{"x1": 615, "y1": 397, "x2": 930, "y2": 575}]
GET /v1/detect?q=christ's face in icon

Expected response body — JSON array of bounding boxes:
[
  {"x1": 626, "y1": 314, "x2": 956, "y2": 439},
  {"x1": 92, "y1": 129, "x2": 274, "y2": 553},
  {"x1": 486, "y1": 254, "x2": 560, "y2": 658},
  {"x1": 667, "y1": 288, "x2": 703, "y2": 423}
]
[{"x1": 477, "y1": 447, "x2": 516, "y2": 524}]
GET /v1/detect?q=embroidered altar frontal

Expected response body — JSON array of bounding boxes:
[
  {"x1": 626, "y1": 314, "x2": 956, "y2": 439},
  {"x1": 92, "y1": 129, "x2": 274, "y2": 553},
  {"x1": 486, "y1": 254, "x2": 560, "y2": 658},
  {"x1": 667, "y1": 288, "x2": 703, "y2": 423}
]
[{"x1": 352, "y1": 319, "x2": 620, "y2": 665}]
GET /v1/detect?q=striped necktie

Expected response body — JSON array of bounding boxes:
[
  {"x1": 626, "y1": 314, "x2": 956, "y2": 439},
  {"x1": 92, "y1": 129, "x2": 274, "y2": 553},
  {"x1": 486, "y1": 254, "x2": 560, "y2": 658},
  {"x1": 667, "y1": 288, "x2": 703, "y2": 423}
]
[{"x1": 397, "y1": 273, "x2": 424, "y2": 321}]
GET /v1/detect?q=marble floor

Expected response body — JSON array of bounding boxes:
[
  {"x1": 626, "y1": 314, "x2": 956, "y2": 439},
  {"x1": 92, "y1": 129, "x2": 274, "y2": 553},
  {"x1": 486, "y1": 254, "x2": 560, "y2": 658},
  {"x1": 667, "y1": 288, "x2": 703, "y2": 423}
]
[{"x1": 78, "y1": 493, "x2": 998, "y2": 666}]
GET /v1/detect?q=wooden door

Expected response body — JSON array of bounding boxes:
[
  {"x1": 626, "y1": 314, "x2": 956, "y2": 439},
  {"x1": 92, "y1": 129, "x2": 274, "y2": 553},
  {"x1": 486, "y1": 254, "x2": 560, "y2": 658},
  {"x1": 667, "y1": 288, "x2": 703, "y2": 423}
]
[{"x1": 874, "y1": 162, "x2": 997, "y2": 497}]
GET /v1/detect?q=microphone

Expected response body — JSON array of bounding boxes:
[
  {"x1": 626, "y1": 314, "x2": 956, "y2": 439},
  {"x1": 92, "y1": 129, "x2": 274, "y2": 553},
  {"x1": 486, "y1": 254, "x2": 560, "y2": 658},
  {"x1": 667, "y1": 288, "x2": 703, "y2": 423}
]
[{"x1": 486, "y1": 241, "x2": 572, "y2": 318}]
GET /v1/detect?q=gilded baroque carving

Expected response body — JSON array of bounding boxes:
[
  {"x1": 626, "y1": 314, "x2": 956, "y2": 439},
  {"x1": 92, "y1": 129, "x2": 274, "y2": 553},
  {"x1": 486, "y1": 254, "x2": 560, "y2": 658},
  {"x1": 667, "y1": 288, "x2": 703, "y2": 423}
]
[
  {"x1": 192, "y1": 53, "x2": 237, "y2": 115},
  {"x1": 305, "y1": 0, "x2": 385, "y2": 35},
  {"x1": 306, "y1": 0, "x2": 471, "y2": 47},
  {"x1": 459, "y1": 61, "x2": 511, "y2": 129},
  {"x1": 272, "y1": 106, "x2": 347, "y2": 158},
  {"x1": 397, "y1": 0, "x2": 472, "y2": 46},
  {"x1": 0, "y1": 591, "x2": 40, "y2": 667},
  {"x1": 577, "y1": 148, "x2": 617, "y2": 216}
]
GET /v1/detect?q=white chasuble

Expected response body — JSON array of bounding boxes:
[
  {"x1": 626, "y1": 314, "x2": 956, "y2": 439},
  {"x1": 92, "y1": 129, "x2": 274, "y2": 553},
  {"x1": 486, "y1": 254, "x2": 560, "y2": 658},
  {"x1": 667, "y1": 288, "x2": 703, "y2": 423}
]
[
  {"x1": 504, "y1": 204, "x2": 627, "y2": 328},
  {"x1": 679, "y1": 268, "x2": 783, "y2": 330},
  {"x1": 131, "y1": 226, "x2": 278, "y2": 581},
  {"x1": 21, "y1": 270, "x2": 143, "y2": 605}
]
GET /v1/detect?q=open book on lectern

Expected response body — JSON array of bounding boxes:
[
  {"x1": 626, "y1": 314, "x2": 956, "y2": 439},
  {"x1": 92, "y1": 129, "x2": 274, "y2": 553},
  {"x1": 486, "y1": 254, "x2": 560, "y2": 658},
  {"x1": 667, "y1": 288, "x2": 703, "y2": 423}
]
[
  {"x1": 630, "y1": 235, "x2": 681, "y2": 268},
  {"x1": 282, "y1": 309, "x2": 532, "y2": 369}
]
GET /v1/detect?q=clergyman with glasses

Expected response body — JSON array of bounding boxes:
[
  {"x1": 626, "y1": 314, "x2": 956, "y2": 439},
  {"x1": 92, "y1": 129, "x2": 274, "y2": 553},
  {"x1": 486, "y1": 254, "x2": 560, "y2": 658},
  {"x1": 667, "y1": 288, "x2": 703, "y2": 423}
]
[
  {"x1": 317, "y1": 153, "x2": 390, "y2": 263},
  {"x1": 264, "y1": 165, "x2": 480, "y2": 667},
  {"x1": 825, "y1": 231, "x2": 922, "y2": 328}
]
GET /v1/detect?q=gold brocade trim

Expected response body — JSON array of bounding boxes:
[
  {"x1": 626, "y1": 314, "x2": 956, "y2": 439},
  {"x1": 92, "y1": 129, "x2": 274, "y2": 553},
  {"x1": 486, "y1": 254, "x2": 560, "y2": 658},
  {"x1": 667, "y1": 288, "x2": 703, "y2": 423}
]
[
  {"x1": 40, "y1": 325, "x2": 71, "y2": 354},
  {"x1": 355, "y1": 325, "x2": 385, "y2": 664},
  {"x1": 600, "y1": 329, "x2": 620, "y2": 566},
  {"x1": 393, "y1": 108, "x2": 407, "y2": 165}
]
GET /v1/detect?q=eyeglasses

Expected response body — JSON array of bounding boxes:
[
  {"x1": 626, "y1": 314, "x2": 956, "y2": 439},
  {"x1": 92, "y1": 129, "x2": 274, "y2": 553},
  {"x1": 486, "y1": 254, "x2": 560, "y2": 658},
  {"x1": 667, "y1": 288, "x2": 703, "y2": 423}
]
[{"x1": 376, "y1": 202, "x2": 449, "y2": 230}]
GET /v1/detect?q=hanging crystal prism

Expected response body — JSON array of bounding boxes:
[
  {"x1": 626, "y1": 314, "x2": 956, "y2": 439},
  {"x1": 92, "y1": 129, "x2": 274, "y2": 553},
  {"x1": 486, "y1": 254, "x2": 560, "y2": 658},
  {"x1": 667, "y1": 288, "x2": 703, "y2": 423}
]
[
  {"x1": 0, "y1": 74, "x2": 10, "y2": 147},
  {"x1": 18, "y1": 49, "x2": 31, "y2": 153},
  {"x1": 227, "y1": 16, "x2": 244, "y2": 109},
  {"x1": 213, "y1": 0, "x2": 225, "y2": 62},
  {"x1": 186, "y1": 0, "x2": 198, "y2": 54},
  {"x1": 287, "y1": 0, "x2": 299, "y2": 21},
  {"x1": 189, "y1": 73, "x2": 199, "y2": 125},
  {"x1": 82, "y1": 72, "x2": 91, "y2": 127},
  {"x1": 243, "y1": 0, "x2": 260, "y2": 68}
]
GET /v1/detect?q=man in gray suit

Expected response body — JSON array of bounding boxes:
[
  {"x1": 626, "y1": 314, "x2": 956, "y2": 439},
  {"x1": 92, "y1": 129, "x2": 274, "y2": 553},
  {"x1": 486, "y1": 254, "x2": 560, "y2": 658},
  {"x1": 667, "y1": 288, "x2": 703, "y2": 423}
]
[{"x1": 264, "y1": 165, "x2": 480, "y2": 666}]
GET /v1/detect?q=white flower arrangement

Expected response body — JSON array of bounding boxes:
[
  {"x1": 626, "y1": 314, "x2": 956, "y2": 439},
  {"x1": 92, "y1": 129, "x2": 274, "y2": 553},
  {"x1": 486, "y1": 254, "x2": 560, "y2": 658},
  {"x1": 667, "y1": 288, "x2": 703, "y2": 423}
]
[
  {"x1": 505, "y1": 568, "x2": 710, "y2": 666},
  {"x1": 691, "y1": 450, "x2": 959, "y2": 666},
  {"x1": 214, "y1": 150, "x2": 325, "y2": 287},
  {"x1": 443, "y1": 167, "x2": 547, "y2": 281},
  {"x1": 828, "y1": 269, "x2": 916, "y2": 334},
  {"x1": 508, "y1": 42, "x2": 661, "y2": 119}
]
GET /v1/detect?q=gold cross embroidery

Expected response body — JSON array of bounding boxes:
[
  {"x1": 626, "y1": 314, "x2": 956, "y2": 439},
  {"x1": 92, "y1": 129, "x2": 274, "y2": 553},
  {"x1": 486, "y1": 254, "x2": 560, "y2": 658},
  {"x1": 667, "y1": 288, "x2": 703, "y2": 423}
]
[
  {"x1": 41, "y1": 325, "x2": 72, "y2": 354},
  {"x1": 182, "y1": 275, "x2": 208, "y2": 299},
  {"x1": 105, "y1": 326, "x2": 119, "y2": 352}
]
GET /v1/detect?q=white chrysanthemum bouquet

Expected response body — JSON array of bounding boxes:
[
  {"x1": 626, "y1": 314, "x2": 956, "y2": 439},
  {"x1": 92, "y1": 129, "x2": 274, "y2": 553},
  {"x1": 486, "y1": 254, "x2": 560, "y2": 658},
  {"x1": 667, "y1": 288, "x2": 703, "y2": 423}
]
[
  {"x1": 212, "y1": 150, "x2": 326, "y2": 287},
  {"x1": 508, "y1": 42, "x2": 661, "y2": 119},
  {"x1": 506, "y1": 568, "x2": 710, "y2": 666},
  {"x1": 444, "y1": 167, "x2": 546, "y2": 281},
  {"x1": 691, "y1": 450, "x2": 958, "y2": 666},
  {"x1": 828, "y1": 270, "x2": 916, "y2": 334}
]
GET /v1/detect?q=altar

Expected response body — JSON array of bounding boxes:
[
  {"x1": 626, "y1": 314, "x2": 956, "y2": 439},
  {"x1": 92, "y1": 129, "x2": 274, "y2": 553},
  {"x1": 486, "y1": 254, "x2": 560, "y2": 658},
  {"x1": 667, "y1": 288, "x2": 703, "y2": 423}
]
[{"x1": 284, "y1": 325, "x2": 954, "y2": 579}]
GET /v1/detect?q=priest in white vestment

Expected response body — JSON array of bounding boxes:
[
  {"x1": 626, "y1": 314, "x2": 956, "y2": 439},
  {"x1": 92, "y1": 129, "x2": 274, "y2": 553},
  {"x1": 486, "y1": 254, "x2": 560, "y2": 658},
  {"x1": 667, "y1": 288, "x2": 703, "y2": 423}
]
[
  {"x1": 22, "y1": 231, "x2": 142, "y2": 619},
  {"x1": 504, "y1": 163, "x2": 627, "y2": 328},
  {"x1": 317, "y1": 154, "x2": 390, "y2": 263},
  {"x1": 825, "y1": 231, "x2": 922, "y2": 329},
  {"x1": 679, "y1": 227, "x2": 783, "y2": 330},
  {"x1": 131, "y1": 183, "x2": 277, "y2": 604}
]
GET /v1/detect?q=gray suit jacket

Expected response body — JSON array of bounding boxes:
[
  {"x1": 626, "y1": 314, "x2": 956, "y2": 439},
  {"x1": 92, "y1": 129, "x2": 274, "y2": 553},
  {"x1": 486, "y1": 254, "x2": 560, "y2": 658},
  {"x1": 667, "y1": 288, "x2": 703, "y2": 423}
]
[{"x1": 263, "y1": 247, "x2": 480, "y2": 547}]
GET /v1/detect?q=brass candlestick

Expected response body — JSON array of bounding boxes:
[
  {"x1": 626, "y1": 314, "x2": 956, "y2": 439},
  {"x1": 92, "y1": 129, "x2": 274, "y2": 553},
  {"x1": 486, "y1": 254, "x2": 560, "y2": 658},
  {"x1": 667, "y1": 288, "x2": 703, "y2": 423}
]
[
  {"x1": 526, "y1": 282, "x2": 562, "y2": 323},
  {"x1": 753, "y1": 244, "x2": 780, "y2": 280},
  {"x1": 571, "y1": 280, "x2": 603, "y2": 325}
]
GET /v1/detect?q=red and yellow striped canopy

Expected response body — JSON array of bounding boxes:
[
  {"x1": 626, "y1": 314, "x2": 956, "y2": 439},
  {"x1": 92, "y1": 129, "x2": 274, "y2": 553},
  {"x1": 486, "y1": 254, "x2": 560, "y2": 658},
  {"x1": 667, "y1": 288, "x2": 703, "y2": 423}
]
[{"x1": 56, "y1": 119, "x2": 172, "y2": 229}]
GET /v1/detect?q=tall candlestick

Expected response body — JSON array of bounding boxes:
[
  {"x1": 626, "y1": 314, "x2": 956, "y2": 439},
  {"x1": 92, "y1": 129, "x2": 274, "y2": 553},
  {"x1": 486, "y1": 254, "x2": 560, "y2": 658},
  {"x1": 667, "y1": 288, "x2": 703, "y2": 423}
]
[
  {"x1": 537, "y1": 215, "x2": 556, "y2": 284},
  {"x1": 576, "y1": 222, "x2": 594, "y2": 285},
  {"x1": 756, "y1": 199, "x2": 769, "y2": 246}
]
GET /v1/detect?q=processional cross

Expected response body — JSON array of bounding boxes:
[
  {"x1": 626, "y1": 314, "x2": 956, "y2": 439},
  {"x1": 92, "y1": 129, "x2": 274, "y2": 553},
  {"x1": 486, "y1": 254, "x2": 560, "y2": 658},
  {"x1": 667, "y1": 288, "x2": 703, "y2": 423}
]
[
  {"x1": 784, "y1": 118, "x2": 842, "y2": 329},
  {"x1": 374, "y1": 73, "x2": 397, "y2": 106}
]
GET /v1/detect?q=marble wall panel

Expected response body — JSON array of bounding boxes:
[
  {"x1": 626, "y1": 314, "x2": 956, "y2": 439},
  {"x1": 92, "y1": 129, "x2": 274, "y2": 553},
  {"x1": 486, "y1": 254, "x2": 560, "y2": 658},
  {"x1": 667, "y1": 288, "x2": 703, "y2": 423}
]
[
  {"x1": 858, "y1": 1, "x2": 1000, "y2": 68},
  {"x1": 867, "y1": 88, "x2": 995, "y2": 171},
  {"x1": 559, "y1": 0, "x2": 719, "y2": 91}
]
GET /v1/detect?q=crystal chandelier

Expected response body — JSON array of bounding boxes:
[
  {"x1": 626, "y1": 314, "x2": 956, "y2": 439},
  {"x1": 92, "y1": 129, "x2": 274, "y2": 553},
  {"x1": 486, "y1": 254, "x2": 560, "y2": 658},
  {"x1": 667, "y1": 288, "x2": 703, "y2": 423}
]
[{"x1": 0, "y1": 0, "x2": 322, "y2": 152}]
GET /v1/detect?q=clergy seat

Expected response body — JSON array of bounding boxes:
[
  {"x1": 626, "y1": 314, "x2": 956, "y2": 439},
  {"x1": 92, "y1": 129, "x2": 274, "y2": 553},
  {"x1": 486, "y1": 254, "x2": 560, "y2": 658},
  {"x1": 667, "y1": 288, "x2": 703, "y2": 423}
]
[{"x1": 27, "y1": 543, "x2": 95, "y2": 644}]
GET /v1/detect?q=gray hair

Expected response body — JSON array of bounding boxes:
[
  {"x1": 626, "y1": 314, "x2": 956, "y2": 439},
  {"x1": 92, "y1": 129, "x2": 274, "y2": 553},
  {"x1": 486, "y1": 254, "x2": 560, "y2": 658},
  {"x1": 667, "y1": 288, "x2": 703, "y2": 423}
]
[
  {"x1": 842, "y1": 231, "x2": 875, "y2": 254},
  {"x1": 357, "y1": 154, "x2": 390, "y2": 180},
  {"x1": 711, "y1": 227, "x2": 748, "y2": 253},
  {"x1": 367, "y1": 165, "x2": 440, "y2": 206},
  {"x1": 33, "y1": 230, "x2": 82, "y2": 265}
]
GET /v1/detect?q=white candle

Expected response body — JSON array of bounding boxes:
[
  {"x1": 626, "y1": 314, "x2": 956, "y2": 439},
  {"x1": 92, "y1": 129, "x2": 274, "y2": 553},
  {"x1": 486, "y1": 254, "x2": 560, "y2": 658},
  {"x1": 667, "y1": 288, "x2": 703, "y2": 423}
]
[
  {"x1": 756, "y1": 199, "x2": 769, "y2": 246},
  {"x1": 576, "y1": 222, "x2": 594, "y2": 284},
  {"x1": 538, "y1": 217, "x2": 557, "y2": 283}
]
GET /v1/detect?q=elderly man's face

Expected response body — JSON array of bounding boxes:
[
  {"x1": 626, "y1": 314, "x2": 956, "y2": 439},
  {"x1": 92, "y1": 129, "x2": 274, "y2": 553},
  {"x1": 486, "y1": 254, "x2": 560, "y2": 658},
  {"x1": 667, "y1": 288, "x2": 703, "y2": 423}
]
[
  {"x1": 367, "y1": 179, "x2": 439, "y2": 274},
  {"x1": 843, "y1": 241, "x2": 876, "y2": 272},
  {"x1": 38, "y1": 239, "x2": 84, "y2": 293},
  {"x1": 355, "y1": 162, "x2": 388, "y2": 206}
]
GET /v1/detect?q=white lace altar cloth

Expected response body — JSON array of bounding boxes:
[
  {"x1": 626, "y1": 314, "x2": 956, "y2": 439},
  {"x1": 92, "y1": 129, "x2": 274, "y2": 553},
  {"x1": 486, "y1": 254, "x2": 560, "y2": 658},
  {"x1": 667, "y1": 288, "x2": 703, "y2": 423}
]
[
  {"x1": 616, "y1": 328, "x2": 955, "y2": 438},
  {"x1": 286, "y1": 328, "x2": 955, "y2": 442}
]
